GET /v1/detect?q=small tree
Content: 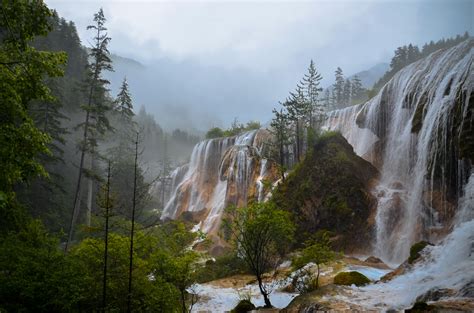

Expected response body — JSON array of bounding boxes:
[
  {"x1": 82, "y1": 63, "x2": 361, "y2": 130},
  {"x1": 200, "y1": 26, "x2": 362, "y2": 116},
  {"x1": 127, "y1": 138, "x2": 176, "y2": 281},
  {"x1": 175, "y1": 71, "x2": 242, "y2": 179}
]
[
  {"x1": 269, "y1": 108, "x2": 291, "y2": 181},
  {"x1": 292, "y1": 232, "x2": 336, "y2": 292},
  {"x1": 223, "y1": 202, "x2": 295, "y2": 308}
]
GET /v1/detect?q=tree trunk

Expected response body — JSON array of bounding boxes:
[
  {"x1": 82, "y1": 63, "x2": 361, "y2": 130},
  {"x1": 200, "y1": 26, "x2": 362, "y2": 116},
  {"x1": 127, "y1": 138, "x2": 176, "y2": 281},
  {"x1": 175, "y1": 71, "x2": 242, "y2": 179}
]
[
  {"x1": 316, "y1": 263, "x2": 320, "y2": 289},
  {"x1": 257, "y1": 276, "x2": 272, "y2": 308},
  {"x1": 102, "y1": 161, "x2": 111, "y2": 312},
  {"x1": 86, "y1": 153, "x2": 94, "y2": 226},
  {"x1": 127, "y1": 133, "x2": 139, "y2": 313}
]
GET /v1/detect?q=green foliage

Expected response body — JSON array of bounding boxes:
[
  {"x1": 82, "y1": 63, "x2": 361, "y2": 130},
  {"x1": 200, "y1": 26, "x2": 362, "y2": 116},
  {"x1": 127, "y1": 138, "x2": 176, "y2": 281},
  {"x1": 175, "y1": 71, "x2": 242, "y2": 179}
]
[
  {"x1": 224, "y1": 201, "x2": 295, "y2": 307},
  {"x1": 206, "y1": 126, "x2": 225, "y2": 139},
  {"x1": 206, "y1": 119, "x2": 262, "y2": 139},
  {"x1": 196, "y1": 253, "x2": 249, "y2": 283},
  {"x1": 408, "y1": 241, "x2": 430, "y2": 264},
  {"x1": 292, "y1": 231, "x2": 337, "y2": 292},
  {"x1": 0, "y1": 0, "x2": 66, "y2": 232},
  {"x1": 373, "y1": 32, "x2": 469, "y2": 91},
  {"x1": 333, "y1": 271, "x2": 370, "y2": 286},
  {"x1": 271, "y1": 132, "x2": 378, "y2": 249},
  {"x1": 231, "y1": 299, "x2": 256, "y2": 313}
]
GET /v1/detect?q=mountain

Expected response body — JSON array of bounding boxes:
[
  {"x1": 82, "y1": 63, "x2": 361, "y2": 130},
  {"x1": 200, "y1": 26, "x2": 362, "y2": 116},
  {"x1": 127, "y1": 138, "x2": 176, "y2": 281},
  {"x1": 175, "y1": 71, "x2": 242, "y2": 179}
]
[{"x1": 349, "y1": 62, "x2": 389, "y2": 88}]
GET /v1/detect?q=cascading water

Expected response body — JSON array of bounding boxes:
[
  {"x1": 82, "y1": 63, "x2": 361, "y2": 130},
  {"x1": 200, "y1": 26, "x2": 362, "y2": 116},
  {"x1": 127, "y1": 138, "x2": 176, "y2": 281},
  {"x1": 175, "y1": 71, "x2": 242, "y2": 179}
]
[
  {"x1": 161, "y1": 129, "x2": 277, "y2": 237},
  {"x1": 325, "y1": 39, "x2": 474, "y2": 264},
  {"x1": 335, "y1": 171, "x2": 474, "y2": 311}
]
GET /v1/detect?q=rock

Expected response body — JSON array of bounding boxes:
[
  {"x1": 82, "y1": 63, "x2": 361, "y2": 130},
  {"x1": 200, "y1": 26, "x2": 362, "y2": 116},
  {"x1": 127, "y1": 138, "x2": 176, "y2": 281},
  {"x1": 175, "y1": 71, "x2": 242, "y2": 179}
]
[
  {"x1": 271, "y1": 133, "x2": 379, "y2": 252},
  {"x1": 364, "y1": 256, "x2": 385, "y2": 264},
  {"x1": 231, "y1": 299, "x2": 255, "y2": 313},
  {"x1": 415, "y1": 288, "x2": 456, "y2": 303},
  {"x1": 408, "y1": 241, "x2": 432, "y2": 264},
  {"x1": 405, "y1": 301, "x2": 436, "y2": 312},
  {"x1": 333, "y1": 271, "x2": 371, "y2": 286}
]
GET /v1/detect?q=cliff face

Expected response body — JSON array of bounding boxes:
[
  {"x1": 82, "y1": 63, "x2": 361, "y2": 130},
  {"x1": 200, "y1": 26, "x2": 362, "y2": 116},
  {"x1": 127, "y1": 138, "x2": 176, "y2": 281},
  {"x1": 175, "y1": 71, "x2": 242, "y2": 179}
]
[
  {"x1": 325, "y1": 39, "x2": 474, "y2": 263},
  {"x1": 272, "y1": 133, "x2": 379, "y2": 252},
  {"x1": 161, "y1": 130, "x2": 279, "y2": 238}
]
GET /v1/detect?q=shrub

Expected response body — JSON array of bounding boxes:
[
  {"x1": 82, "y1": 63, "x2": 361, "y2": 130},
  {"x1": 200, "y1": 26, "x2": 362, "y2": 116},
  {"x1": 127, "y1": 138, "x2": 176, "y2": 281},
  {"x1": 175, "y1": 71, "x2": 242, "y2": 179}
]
[
  {"x1": 408, "y1": 241, "x2": 430, "y2": 264},
  {"x1": 333, "y1": 271, "x2": 370, "y2": 286}
]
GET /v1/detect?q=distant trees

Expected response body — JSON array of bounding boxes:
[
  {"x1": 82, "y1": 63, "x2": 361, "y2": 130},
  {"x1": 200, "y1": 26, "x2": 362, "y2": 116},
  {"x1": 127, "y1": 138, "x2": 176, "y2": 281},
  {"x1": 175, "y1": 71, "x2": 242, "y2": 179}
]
[
  {"x1": 268, "y1": 60, "x2": 328, "y2": 167},
  {"x1": 223, "y1": 202, "x2": 295, "y2": 308},
  {"x1": 373, "y1": 32, "x2": 470, "y2": 91},
  {"x1": 205, "y1": 119, "x2": 262, "y2": 139}
]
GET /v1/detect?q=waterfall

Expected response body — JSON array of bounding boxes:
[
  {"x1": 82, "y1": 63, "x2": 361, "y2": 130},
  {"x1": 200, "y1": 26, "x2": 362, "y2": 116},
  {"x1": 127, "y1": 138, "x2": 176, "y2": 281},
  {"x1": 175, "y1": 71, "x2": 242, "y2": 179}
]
[
  {"x1": 325, "y1": 39, "x2": 474, "y2": 264},
  {"x1": 161, "y1": 129, "x2": 276, "y2": 236}
]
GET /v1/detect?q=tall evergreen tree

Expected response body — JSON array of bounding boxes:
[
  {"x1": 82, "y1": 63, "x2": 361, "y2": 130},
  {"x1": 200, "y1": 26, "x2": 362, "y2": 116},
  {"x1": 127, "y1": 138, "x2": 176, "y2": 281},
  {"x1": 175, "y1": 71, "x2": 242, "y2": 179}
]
[
  {"x1": 333, "y1": 67, "x2": 345, "y2": 108},
  {"x1": 269, "y1": 108, "x2": 291, "y2": 181},
  {"x1": 351, "y1": 75, "x2": 364, "y2": 101},
  {"x1": 67, "y1": 8, "x2": 114, "y2": 250},
  {"x1": 300, "y1": 60, "x2": 324, "y2": 129},
  {"x1": 343, "y1": 79, "x2": 352, "y2": 107}
]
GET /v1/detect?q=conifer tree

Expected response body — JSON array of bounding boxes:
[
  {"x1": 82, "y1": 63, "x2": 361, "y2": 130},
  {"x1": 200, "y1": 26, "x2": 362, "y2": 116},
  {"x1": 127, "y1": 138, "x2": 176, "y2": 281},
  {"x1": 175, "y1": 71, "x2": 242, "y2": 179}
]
[
  {"x1": 333, "y1": 67, "x2": 345, "y2": 108},
  {"x1": 343, "y1": 79, "x2": 352, "y2": 107},
  {"x1": 284, "y1": 85, "x2": 310, "y2": 162},
  {"x1": 67, "y1": 8, "x2": 114, "y2": 250},
  {"x1": 300, "y1": 60, "x2": 324, "y2": 129},
  {"x1": 351, "y1": 75, "x2": 363, "y2": 101},
  {"x1": 269, "y1": 108, "x2": 291, "y2": 181}
]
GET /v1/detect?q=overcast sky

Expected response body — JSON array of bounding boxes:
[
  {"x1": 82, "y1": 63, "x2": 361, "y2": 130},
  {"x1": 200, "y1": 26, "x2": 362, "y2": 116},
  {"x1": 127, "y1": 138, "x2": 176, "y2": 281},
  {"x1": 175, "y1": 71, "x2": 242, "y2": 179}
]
[{"x1": 45, "y1": 0, "x2": 473, "y2": 130}]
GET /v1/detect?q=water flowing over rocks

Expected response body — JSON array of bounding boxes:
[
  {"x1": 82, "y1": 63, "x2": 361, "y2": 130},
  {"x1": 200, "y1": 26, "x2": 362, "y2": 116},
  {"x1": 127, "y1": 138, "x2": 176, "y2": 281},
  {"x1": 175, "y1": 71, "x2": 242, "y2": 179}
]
[
  {"x1": 160, "y1": 129, "x2": 278, "y2": 252},
  {"x1": 325, "y1": 39, "x2": 474, "y2": 264}
]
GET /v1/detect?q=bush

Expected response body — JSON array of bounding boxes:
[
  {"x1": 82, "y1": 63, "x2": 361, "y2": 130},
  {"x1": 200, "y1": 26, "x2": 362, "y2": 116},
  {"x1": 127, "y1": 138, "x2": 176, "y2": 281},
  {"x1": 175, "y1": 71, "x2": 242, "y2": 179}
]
[
  {"x1": 195, "y1": 253, "x2": 248, "y2": 283},
  {"x1": 231, "y1": 299, "x2": 256, "y2": 313},
  {"x1": 333, "y1": 271, "x2": 370, "y2": 286},
  {"x1": 408, "y1": 241, "x2": 430, "y2": 264}
]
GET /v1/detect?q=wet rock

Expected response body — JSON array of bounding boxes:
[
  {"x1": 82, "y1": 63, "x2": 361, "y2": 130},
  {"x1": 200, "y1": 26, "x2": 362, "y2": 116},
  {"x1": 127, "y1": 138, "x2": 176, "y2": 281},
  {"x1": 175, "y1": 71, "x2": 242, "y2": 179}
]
[
  {"x1": 415, "y1": 288, "x2": 456, "y2": 303},
  {"x1": 364, "y1": 256, "x2": 385, "y2": 264}
]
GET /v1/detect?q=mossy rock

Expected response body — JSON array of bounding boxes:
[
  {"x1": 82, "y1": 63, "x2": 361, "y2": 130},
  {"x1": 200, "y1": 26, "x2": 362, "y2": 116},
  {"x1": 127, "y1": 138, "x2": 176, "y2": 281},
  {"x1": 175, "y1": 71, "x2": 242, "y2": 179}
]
[
  {"x1": 405, "y1": 301, "x2": 435, "y2": 312},
  {"x1": 333, "y1": 271, "x2": 370, "y2": 286},
  {"x1": 231, "y1": 299, "x2": 256, "y2": 313},
  {"x1": 408, "y1": 241, "x2": 430, "y2": 264},
  {"x1": 271, "y1": 132, "x2": 379, "y2": 251}
]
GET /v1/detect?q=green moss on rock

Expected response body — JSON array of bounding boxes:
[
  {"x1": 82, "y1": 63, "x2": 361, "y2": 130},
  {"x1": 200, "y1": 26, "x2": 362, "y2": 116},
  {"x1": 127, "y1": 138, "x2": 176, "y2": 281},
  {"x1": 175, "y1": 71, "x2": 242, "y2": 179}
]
[
  {"x1": 271, "y1": 132, "x2": 379, "y2": 251},
  {"x1": 231, "y1": 299, "x2": 256, "y2": 313},
  {"x1": 333, "y1": 271, "x2": 370, "y2": 286},
  {"x1": 408, "y1": 241, "x2": 430, "y2": 264}
]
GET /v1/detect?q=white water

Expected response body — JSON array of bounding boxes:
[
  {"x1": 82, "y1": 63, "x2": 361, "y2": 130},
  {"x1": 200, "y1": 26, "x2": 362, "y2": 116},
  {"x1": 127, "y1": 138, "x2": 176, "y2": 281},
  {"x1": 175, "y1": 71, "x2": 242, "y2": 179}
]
[
  {"x1": 161, "y1": 130, "x2": 273, "y2": 234},
  {"x1": 325, "y1": 39, "x2": 474, "y2": 264},
  {"x1": 191, "y1": 283, "x2": 297, "y2": 312},
  {"x1": 336, "y1": 171, "x2": 474, "y2": 311}
]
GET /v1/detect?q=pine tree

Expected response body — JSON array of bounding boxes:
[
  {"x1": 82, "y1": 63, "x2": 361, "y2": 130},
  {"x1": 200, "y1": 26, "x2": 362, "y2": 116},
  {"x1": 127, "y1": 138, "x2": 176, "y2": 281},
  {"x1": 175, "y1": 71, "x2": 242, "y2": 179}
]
[
  {"x1": 300, "y1": 60, "x2": 324, "y2": 129},
  {"x1": 351, "y1": 75, "x2": 363, "y2": 101},
  {"x1": 66, "y1": 8, "x2": 114, "y2": 250},
  {"x1": 269, "y1": 108, "x2": 291, "y2": 181},
  {"x1": 343, "y1": 79, "x2": 352, "y2": 107},
  {"x1": 284, "y1": 85, "x2": 310, "y2": 162},
  {"x1": 333, "y1": 67, "x2": 345, "y2": 108},
  {"x1": 115, "y1": 77, "x2": 134, "y2": 119}
]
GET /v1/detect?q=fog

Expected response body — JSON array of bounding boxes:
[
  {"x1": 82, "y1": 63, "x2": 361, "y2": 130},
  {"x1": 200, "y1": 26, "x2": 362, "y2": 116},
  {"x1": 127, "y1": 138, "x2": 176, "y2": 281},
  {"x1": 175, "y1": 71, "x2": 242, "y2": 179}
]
[{"x1": 46, "y1": 0, "x2": 472, "y2": 131}]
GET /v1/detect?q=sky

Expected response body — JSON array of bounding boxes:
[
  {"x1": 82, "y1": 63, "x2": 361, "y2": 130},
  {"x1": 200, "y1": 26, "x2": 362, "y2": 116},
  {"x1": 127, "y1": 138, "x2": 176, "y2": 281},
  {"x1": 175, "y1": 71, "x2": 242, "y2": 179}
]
[{"x1": 45, "y1": 0, "x2": 473, "y2": 131}]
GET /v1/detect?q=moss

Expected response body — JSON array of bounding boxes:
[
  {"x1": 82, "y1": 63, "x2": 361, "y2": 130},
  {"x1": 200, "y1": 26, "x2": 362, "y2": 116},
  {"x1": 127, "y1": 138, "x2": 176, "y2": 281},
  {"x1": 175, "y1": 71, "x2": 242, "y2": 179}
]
[
  {"x1": 231, "y1": 299, "x2": 256, "y2": 313},
  {"x1": 271, "y1": 132, "x2": 378, "y2": 251},
  {"x1": 405, "y1": 301, "x2": 435, "y2": 312},
  {"x1": 408, "y1": 241, "x2": 429, "y2": 264},
  {"x1": 333, "y1": 271, "x2": 370, "y2": 286},
  {"x1": 333, "y1": 271, "x2": 371, "y2": 286}
]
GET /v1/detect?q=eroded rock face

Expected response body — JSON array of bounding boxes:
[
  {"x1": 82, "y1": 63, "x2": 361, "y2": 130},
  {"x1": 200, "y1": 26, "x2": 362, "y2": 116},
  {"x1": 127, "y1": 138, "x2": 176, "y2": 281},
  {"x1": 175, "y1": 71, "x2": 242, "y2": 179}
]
[
  {"x1": 161, "y1": 129, "x2": 279, "y2": 243},
  {"x1": 324, "y1": 39, "x2": 474, "y2": 264},
  {"x1": 272, "y1": 133, "x2": 379, "y2": 252}
]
